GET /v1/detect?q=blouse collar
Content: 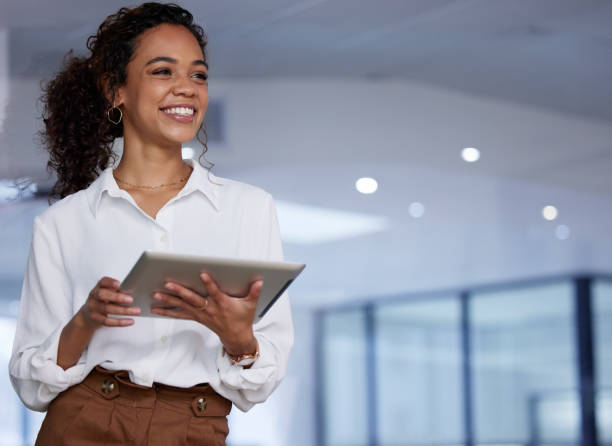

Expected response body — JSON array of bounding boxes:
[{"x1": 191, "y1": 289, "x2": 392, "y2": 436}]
[{"x1": 86, "y1": 158, "x2": 223, "y2": 217}]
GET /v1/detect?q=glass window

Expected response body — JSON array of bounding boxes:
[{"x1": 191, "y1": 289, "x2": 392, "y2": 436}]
[
  {"x1": 593, "y1": 280, "x2": 612, "y2": 443},
  {"x1": 322, "y1": 309, "x2": 368, "y2": 446},
  {"x1": 471, "y1": 282, "x2": 578, "y2": 446},
  {"x1": 375, "y1": 298, "x2": 463, "y2": 445}
]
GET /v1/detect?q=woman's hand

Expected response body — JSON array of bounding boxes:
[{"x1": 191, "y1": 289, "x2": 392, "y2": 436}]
[
  {"x1": 78, "y1": 276, "x2": 140, "y2": 329},
  {"x1": 151, "y1": 273, "x2": 261, "y2": 355},
  {"x1": 58, "y1": 277, "x2": 139, "y2": 370}
]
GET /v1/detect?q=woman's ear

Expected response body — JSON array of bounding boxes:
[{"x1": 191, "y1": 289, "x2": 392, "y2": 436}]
[
  {"x1": 101, "y1": 74, "x2": 123, "y2": 108},
  {"x1": 114, "y1": 87, "x2": 125, "y2": 109}
]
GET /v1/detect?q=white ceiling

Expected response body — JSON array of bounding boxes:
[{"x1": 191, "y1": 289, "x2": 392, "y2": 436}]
[{"x1": 2, "y1": 0, "x2": 612, "y2": 120}]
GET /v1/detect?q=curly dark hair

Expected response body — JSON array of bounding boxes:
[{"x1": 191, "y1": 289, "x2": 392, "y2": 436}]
[{"x1": 40, "y1": 2, "x2": 208, "y2": 199}]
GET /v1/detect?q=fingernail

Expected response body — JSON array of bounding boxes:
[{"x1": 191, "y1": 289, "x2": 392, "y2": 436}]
[
  {"x1": 165, "y1": 282, "x2": 174, "y2": 290},
  {"x1": 200, "y1": 273, "x2": 208, "y2": 281},
  {"x1": 122, "y1": 295, "x2": 133, "y2": 303},
  {"x1": 129, "y1": 307, "x2": 141, "y2": 314},
  {"x1": 153, "y1": 293, "x2": 161, "y2": 300}
]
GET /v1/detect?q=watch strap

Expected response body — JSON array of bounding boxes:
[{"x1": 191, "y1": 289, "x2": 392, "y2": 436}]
[{"x1": 223, "y1": 346, "x2": 259, "y2": 366}]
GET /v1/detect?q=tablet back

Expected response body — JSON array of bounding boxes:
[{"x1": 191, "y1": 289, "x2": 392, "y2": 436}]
[{"x1": 120, "y1": 251, "x2": 305, "y2": 323}]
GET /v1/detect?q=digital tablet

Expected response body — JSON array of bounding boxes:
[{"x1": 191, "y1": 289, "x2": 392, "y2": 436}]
[{"x1": 119, "y1": 251, "x2": 305, "y2": 323}]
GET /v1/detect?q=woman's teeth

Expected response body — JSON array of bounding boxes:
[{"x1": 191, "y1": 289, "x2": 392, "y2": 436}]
[{"x1": 163, "y1": 107, "x2": 194, "y2": 116}]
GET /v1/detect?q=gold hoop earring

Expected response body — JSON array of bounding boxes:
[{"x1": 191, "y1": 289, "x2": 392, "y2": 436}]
[{"x1": 107, "y1": 106, "x2": 122, "y2": 125}]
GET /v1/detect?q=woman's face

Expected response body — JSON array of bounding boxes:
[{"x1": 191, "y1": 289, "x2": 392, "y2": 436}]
[{"x1": 116, "y1": 24, "x2": 208, "y2": 148}]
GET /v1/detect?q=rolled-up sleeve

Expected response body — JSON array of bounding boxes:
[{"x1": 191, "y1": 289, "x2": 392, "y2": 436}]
[
  {"x1": 9, "y1": 216, "x2": 87, "y2": 411},
  {"x1": 215, "y1": 193, "x2": 294, "y2": 411}
]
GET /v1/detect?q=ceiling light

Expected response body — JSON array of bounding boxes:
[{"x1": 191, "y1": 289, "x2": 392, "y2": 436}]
[
  {"x1": 542, "y1": 205, "x2": 558, "y2": 221},
  {"x1": 355, "y1": 177, "x2": 378, "y2": 194},
  {"x1": 462, "y1": 147, "x2": 480, "y2": 163},
  {"x1": 409, "y1": 202, "x2": 425, "y2": 218},
  {"x1": 555, "y1": 224, "x2": 570, "y2": 240},
  {"x1": 182, "y1": 147, "x2": 195, "y2": 159}
]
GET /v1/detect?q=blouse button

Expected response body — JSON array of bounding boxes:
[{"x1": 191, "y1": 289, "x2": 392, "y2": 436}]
[{"x1": 160, "y1": 335, "x2": 168, "y2": 343}]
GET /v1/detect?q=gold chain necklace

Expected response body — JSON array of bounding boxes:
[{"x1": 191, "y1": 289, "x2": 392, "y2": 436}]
[{"x1": 113, "y1": 170, "x2": 191, "y2": 190}]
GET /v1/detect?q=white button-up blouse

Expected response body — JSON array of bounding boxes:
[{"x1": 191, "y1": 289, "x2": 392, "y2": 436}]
[{"x1": 9, "y1": 159, "x2": 294, "y2": 412}]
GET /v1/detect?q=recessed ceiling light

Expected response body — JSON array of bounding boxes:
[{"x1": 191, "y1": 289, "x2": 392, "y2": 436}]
[
  {"x1": 355, "y1": 177, "x2": 378, "y2": 194},
  {"x1": 555, "y1": 224, "x2": 570, "y2": 240},
  {"x1": 409, "y1": 202, "x2": 425, "y2": 218},
  {"x1": 462, "y1": 147, "x2": 480, "y2": 163},
  {"x1": 182, "y1": 147, "x2": 195, "y2": 159},
  {"x1": 542, "y1": 205, "x2": 558, "y2": 221}
]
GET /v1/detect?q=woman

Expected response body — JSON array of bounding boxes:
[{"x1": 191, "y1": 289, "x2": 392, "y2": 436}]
[{"x1": 9, "y1": 3, "x2": 293, "y2": 445}]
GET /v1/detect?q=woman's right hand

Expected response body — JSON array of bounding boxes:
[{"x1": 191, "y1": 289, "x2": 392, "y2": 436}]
[
  {"x1": 79, "y1": 276, "x2": 140, "y2": 329},
  {"x1": 58, "y1": 277, "x2": 140, "y2": 369}
]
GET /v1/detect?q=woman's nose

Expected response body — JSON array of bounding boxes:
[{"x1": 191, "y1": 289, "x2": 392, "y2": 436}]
[{"x1": 172, "y1": 77, "x2": 195, "y2": 96}]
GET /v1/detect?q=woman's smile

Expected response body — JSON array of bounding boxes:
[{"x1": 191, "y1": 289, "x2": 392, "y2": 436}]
[{"x1": 160, "y1": 104, "x2": 197, "y2": 123}]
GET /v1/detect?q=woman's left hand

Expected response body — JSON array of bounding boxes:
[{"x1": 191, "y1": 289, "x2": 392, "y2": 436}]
[{"x1": 151, "y1": 273, "x2": 261, "y2": 355}]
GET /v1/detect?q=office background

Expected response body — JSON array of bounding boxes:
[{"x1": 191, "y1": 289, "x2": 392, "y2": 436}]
[{"x1": 1, "y1": 1, "x2": 611, "y2": 445}]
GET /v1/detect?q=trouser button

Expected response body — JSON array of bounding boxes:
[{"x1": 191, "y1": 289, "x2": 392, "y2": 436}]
[
  {"x1": 197, "y1": 397, "x2": 207, "y2": 411},
  {"x1": 192, "y1": 395, "x2": 207, "y2": 416},
  {"x1": 101, "y1": 379, "x2": 115, "y2": 394}
]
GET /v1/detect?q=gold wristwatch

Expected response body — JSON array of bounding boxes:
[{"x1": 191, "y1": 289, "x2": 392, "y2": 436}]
[{"x1": 223, "y1": 346, "x2": 259, "y2": 367}]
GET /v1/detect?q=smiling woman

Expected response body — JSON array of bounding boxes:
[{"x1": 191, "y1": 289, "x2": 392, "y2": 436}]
[
  {"x1": 115, "y1": 24, "x2": 209, "y2": 154},
  {"x1": 9, "y1": 3, "x2": 293, "y2": 445}
]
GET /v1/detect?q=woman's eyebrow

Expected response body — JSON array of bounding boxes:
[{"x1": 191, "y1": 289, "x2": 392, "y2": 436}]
[
  {"x1": 193, "y1": 59, "x2": 208, "y2": 69},
  {"x1": 146, "y1": 56, "x2": 177, "y2": 66},
  {"x1": 145, "y1": 56, "x2": 208, "y2": 69}
]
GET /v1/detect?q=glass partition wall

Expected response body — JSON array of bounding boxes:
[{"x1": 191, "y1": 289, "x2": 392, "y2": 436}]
[
  {"x1": 375, "y1": 299, "x2": 463, "y2": 445},
  {"x1": 471, "y1": 282, "x2": 578, "y2": 446},
  {"x1": 321, "y1": 310, "x2": 369, "y2": 446},
  {"x1": 317, "y1": 276, "x2": 611, "y2": 446},
  {"x1": 594, "y1": 281, "x2": 612, "y2": 444}
]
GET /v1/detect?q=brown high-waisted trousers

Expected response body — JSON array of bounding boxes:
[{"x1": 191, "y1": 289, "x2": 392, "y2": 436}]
[{"x1": 36, "y1": 366, "x2": 232, "y2": 446}]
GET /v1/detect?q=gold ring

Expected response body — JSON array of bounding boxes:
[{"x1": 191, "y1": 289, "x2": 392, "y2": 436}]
[{"x1": 197, "y1": 299, "x2": 208, "y2": 311}]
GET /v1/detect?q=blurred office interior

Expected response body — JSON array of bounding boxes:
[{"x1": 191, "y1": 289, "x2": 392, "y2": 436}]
[{"x1": 1, "y1": 1, "x2": 611, "y2": 445}]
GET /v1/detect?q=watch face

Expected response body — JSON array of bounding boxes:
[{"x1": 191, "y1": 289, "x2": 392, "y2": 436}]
[{"x1": 237, "y1": 357, "x2": 257, "y2": 367}]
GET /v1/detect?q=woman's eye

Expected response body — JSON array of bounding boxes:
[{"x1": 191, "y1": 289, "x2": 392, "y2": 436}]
[
  {"x1": 193, "y1": 72, "x2": 208, "y2": 81},
  {"x1": 152, "y1": 68, "x2": 171, "y2": 75}
]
